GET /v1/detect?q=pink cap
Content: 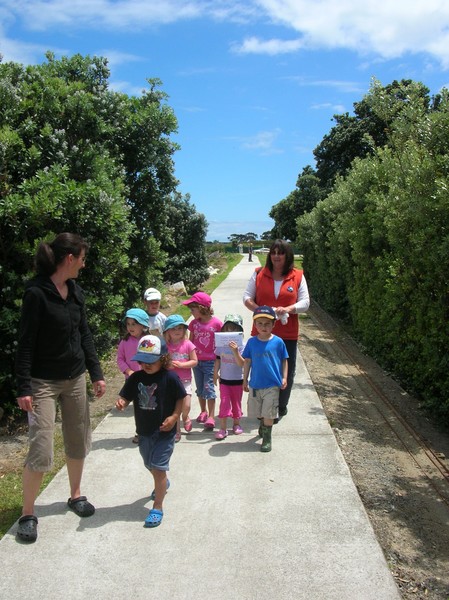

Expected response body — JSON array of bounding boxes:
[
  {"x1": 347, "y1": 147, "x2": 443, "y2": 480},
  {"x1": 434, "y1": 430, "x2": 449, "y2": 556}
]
[{"x1": 182, "y1": 292, "x2": 212, "y2": 308}]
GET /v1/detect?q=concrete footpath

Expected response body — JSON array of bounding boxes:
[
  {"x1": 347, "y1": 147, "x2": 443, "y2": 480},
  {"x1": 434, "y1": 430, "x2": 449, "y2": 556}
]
[{"x1": 0, "y1": 255, "x2": 400, "y2": 600}]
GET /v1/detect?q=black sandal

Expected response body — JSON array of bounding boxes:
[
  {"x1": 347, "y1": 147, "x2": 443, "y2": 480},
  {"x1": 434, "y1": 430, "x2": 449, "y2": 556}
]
[
  {"x1": 17, "y1": 515, "x2": 38, "y2": 542},
  {"x1": 67, "y1": 496, "x2": 95, "y2": 517}
]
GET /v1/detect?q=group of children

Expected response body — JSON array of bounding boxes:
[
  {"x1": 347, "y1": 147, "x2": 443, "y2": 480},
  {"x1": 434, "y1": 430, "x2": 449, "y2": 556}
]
[{"x1": 115, "y1": 288, "x2": 288, "y2": 528}]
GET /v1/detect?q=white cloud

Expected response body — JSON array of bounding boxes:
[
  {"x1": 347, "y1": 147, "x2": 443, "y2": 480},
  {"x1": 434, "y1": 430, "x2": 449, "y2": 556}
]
[
  {"x1": 239, "y1": 129, "x2": 283, "y2": 154},
  {"x1": 285, "y1": 76, "x2": 366, "y2": 94},
  {"x1": 0, "y1": 33, "x2": 65, "y2": 65},
  {"x1": 231, "y1": 36, "x2": 303, "y2": 55},
  {"x1": 251, "y1": 0, "x2": 449, "y2": 67},
  {"x1": 311, "y1": 102, "x2": 346, "y2": 113},
  {"x1": 6, "y1": 0, "x2": 202, "y2": 31},
  {"x1": 3, "y1": 1, "x2": 449, "y2": 67},
  {"x1": 98, "y1": 49, "x2": 142, "y2": 67}
]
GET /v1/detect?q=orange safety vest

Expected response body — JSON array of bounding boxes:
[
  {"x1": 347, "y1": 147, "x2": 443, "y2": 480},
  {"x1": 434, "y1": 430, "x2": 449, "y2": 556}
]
[{"x1": 252, "y1": 267, "x2": 303, "y2": 340}]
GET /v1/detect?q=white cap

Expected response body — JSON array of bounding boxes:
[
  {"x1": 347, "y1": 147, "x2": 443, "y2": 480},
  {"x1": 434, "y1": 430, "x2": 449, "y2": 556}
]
[{"x1": 144, "y1": 287, "x2": 161, "y2": 301}]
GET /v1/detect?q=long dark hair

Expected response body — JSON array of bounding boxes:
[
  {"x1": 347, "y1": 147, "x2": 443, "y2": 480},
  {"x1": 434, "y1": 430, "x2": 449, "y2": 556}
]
[
  {"x1": 265, "y1": 239, "x2": 294, "y2": 276},
  {"x1": 34, "y1": 233, "x2": 89, "y2": 276}
]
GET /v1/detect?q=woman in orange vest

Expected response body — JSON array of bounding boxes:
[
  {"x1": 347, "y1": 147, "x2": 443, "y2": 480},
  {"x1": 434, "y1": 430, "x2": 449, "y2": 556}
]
[{"x1": 243, "y1": 239, "x2": 310, "y2": 418}]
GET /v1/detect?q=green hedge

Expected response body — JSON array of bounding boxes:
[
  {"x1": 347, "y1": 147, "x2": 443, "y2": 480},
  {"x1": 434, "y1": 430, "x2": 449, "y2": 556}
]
[{"x1": 298, "y1": 92, "x2": 449, "y2": 423}]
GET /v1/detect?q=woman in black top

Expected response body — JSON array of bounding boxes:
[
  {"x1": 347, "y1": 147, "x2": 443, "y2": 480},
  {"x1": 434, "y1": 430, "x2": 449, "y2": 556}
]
[{"x1": 15, "y1": 233, "x2": 106, "y2": 542}]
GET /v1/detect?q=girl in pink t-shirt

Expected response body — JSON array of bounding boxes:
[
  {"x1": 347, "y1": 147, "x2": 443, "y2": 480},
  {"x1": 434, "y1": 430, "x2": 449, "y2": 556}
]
[
  {"x1": 116, "y1": 308, "x2": 150, "y2": 378},
  {"x1": 182, "y1": 292, "x2": 223, "y2": 430},
  {"x1": 116, "y1": 308, "x2": 149, "y2": 443},
  {"x1": 163, "y1": 314, "x2": 198, "y2": 442}
]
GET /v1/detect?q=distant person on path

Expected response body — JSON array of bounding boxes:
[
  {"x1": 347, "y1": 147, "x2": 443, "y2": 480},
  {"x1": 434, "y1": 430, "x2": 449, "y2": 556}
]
[
  {"x1": 243, "y1": 239, "x2": 309, "y2": 419},
  {"x1": 143, "y1": 287, "x2": 167, "y2": 337},
  {"x1": 15, "y1": 233, "x2": 106, "y2": 543},
  {"x1": 163, "y1": 314, "x2": 198, "y2": 442},
  {"x1": 213, "y1": 314, "x2": 245, "y2": 440},
  {"x1": 115, "y1": 335, "x2": 186, "y2": 528},
  {"x1": 116, "y1": 308, "x2": 150, "y2": 444},
  {"x1": 242, "y1": 306, "x2": 288, "y2": 452},
  {"x1": 248, "y1": 244, "x2": 253, "y2": 262},
  {"x1": 182, "y1": 292, "x2": 223, "y2": 430}
]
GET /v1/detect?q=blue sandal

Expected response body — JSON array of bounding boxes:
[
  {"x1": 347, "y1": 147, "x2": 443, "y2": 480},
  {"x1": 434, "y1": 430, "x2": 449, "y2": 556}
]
[
  {"x1": 144, "y1": 508, "x2": 163, "y2": 528},
  {"x1": 149, "y1": 479, "x2": 170, "y2": 501}
]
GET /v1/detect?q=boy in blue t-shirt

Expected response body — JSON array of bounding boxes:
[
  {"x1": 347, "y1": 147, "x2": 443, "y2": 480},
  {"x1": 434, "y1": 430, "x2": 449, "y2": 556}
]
[{"x1": 242, "y1": 306, "x2": 288, "y2": 453}]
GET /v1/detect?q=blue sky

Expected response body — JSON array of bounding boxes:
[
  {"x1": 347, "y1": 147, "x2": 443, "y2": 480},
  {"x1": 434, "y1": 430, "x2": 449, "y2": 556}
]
[{"x1": 2, "y1": 1, "x2": 449, "y2": 241}]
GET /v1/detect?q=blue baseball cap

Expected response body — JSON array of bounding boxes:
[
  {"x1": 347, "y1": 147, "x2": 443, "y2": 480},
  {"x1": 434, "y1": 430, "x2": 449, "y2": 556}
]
[
  {"x1": 253, "y1": 306, "x2": 276, "y2": 320},
  {"x1": 163, "y1": 314, "x2": 188, "y2": 332},
  {"x1": 123, "y1": 308, "x2": 150, "y2": 327}
]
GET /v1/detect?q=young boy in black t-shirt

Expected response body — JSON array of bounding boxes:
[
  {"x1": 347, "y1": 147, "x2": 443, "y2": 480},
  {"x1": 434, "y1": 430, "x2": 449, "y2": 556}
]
[{"x1": 116, "y1": 335, "x2": 186, "y2": 528}]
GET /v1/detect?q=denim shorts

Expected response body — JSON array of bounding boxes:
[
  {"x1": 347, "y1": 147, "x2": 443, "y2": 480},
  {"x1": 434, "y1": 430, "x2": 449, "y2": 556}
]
[
  {"x1": 193, "y1": 360, "x2": 216, "y2": 400},
  {"x1": 139, "y1": 430, "x2": 176, "y2": 472}
]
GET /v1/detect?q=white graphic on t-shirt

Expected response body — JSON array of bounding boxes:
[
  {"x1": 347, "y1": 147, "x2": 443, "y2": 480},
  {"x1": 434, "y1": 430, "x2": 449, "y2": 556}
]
[{"x1": 138, "y1": 382, "x2": 158, "y2": 410}]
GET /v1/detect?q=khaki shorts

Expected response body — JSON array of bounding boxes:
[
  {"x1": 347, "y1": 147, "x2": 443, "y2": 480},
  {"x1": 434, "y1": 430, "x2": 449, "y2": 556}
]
[
  {"x1": 26, "y1": 373, "x2": 91, "y2": 471},
  {"x1": 247, "y1": 386, "x2": 279, "y2": 420}
]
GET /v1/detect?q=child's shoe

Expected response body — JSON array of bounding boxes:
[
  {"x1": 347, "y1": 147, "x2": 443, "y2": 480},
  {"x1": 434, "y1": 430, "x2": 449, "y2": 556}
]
[
  {"x1": 196, "y1": 411, "x2": 208, "y2": 423},
  {"x1": 203, "y1": 417, "x2": 215, "y2": 430},
  {"x1": 233, "y1": 424, "x2": 243, "y2": 435},
  {"x1": 215, "y1": 429, "x2": 228, "y2": 440},
  {"x1": 260, "y1": 425, "x2": 272, "y2": 452},
  {"x1": 184, "y1": 418, "x2": 193, "y2": 432},
  {"x1": 175, "y1": 432, "x2": 181, "y2": 443}
]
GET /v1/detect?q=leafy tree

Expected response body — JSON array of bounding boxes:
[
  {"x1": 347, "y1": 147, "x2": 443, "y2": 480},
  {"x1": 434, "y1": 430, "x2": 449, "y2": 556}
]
[
  {"x1": 313, "y1": 79, "x2": 433, "y2": 192},
  {"x1": 245, "y1": 232, "x2": 258, "y2": 241},
  {"x1": 0, "y1": 52, "x2": 207, "y2": 417},
  {"x1": 269, "y1": 166, "x2": 323, "y2": 240},
  {"x1": 160, "y1": 192, "x2": 209, "y2": 290},
  {"x1": 228, "y1": 234, "x2": 246, "y2": 246}
]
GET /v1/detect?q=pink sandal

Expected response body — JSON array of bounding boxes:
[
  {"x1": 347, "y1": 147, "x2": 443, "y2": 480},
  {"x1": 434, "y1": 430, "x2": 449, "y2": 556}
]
[
  {"x1": 215, "y1": 429, "x2": 228, "y2": 440},
  {"x1": 204, "y1": 417, "x2": 215, "y2": 430},
  {"x1": 196, "y1": 411, "x2": 207, "y2": 423}
]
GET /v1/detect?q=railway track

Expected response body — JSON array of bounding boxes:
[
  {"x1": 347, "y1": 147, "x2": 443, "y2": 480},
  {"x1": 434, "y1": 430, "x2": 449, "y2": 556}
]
[{"x1": 306, "y1": 301, "x2": 449, "y2": 507}]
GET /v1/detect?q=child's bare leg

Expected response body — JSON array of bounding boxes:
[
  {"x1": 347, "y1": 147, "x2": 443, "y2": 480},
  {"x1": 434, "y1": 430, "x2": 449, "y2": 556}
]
[
  {"x1": 182, "y1": 395, "x2": 191, "y2": 423},
  {"x1": 220, "y1": 417, "x2": 227, "y2": 430},
  {"x1": 207, "y1": 398, "x2": 215, "y2": 419},
  {"x1": 263, "y1": 417, "x2": 274, "y2": 426},
  {"x1": 150, "y1": 469, "x2": 167, "y2": 511},
  {"x1": 198, "y1": 397, "x2": 206, "y2": 413}
]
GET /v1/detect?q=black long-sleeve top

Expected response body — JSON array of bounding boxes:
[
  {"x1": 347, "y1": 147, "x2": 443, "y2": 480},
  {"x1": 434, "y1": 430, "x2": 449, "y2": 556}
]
[{"x1": 15, "y1": 274, "x2": 104, "y2": 397}]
